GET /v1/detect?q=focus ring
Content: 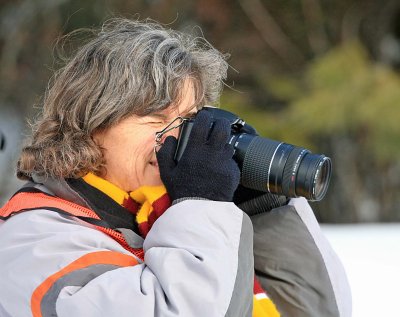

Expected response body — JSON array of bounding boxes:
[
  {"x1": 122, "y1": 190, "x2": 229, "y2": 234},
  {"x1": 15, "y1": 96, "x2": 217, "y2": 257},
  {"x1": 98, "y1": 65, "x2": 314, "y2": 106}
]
[{"x1": 241, "y1": 137, "x2": 281, "y2": 192}]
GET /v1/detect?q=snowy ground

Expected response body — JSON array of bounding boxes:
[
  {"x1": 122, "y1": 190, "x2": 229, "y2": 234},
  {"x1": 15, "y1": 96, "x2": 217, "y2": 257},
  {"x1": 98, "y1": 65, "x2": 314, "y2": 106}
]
[{"x1": 322, "y1": 224, "x2": 400, "y2": 317}]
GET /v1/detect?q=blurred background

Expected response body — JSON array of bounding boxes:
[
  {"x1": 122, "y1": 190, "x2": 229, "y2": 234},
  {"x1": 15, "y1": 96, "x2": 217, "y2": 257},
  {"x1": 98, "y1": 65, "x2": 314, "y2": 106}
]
[{"x1": 0, "y1": 1, "x2": 399, "y2": 315}]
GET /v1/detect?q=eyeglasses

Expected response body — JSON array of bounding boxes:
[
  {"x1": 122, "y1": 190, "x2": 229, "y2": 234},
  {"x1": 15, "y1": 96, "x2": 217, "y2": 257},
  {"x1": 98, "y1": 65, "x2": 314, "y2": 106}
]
[{"x1": 154, "y1": 116, "x2": 187, "y2": 153}]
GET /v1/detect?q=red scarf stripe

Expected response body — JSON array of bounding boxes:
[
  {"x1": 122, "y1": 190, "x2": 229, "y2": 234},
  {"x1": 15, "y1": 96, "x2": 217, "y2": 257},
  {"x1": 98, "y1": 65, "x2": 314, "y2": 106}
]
[
  {"x1": 254, "y1": 277, "x2": 266, "y2": 295},
  {"x1": 138, "y1": 222, "x2": 150, "y2": 237},
  {"x1": 151, "y1": 193, "x2": 171, "y2": 212},
  {"x1": 122, "y1": 197, "x2": 140, "y2": 214}
]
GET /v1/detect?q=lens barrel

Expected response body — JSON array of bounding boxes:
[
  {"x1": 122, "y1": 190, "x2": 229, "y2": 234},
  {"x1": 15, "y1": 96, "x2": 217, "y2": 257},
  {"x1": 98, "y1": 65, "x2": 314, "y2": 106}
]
[{"x1": 234, "y1": 134, "x2": 331, "y2": 201}]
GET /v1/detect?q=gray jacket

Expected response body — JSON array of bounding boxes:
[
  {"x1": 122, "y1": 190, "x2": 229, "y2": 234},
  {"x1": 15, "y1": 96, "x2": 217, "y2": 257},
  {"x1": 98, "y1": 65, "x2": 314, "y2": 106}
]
[
  {"x1": 0, "y1": 177, "x2": 351, "y2": 316},
  {"x1": 253, "y1": 198, "x2": 352, "y2": 317}
]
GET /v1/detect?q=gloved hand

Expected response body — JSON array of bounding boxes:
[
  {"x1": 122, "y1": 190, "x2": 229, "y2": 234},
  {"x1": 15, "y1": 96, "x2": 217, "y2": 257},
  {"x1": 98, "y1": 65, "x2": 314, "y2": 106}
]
[
  {"x1": 156, "y1": 110, "x2": 240, "y2": 202},
  {"x1": 233, "y1": 185, "x2": 289, "y2": 216}
]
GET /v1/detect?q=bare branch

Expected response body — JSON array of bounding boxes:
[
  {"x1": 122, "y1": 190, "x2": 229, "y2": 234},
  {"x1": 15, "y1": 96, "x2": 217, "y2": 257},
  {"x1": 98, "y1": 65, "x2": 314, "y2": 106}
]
[
  {"x1": 301, "y1": 0, "x2": 330, "y2": 55},
  {"x1": 238, "y1": 0, "x2": 305, "y2": 67}
]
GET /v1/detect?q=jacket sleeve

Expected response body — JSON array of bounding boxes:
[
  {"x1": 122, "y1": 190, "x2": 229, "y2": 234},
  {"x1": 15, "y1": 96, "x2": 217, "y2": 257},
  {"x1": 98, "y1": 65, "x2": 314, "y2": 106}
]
[
  {"x1": 252, "y1": 197, "x2": 352, "y2": 317},
  {"x1": 0, "y1": 200, "x2": 254, "y2": 317}
]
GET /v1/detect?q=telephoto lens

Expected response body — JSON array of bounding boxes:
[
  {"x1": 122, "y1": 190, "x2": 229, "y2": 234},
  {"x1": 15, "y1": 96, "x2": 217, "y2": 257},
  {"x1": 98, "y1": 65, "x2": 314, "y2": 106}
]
[
  {"x1": 233, "y1": 135, "x2": 331, "y2": 201},
  {"x1": 174, "y1": 107, "x2": 332, "y2": 201}
]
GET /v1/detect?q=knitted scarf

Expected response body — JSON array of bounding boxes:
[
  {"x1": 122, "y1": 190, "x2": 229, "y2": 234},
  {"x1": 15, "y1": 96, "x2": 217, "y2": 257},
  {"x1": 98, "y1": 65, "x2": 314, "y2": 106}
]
[
  {"x1": 82, "y1": 172, "x2": 279, "y2": 317},
  {"x1": 82, "y1": 173, "x2": 170, "y2": 237}
]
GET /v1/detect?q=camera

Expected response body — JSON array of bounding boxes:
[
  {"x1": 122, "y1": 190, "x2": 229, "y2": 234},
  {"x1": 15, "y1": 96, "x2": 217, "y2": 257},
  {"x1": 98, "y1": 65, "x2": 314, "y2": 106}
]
[{"x1": 175, "y1": 106, "x2": 332, "y2": 201}]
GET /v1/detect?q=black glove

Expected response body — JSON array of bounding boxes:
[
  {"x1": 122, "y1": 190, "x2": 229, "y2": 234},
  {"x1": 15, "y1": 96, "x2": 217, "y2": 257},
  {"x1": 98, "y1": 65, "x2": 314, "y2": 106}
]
[
  {"x1": 156, "y1": 110, "x2": 240, "y2": 202},
  {"x1": 233, "y1": 185, "x2": 289, "y2": 216}
]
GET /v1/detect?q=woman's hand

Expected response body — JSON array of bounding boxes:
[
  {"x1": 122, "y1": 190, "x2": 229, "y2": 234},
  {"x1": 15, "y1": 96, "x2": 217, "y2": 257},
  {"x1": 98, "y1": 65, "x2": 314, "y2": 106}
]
[
  {"x1": 233, "y1": 185, "x2": 288, "y2": 216},
  {"x1": 156, "y1": 110, "x2": 240, "y2": 202}
]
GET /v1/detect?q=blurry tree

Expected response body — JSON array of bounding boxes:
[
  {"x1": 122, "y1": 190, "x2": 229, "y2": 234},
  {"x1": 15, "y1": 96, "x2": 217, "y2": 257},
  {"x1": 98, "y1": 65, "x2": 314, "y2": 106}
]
[{"x1": 0, "y1": 0, "x2": 399, "y2": 222}]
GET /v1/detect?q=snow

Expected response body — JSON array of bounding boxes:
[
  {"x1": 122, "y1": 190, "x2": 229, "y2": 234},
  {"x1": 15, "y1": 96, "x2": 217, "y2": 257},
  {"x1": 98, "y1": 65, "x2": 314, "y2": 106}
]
[{"x1": 322, "y1": 224, "x2": 400, "y2": 317}]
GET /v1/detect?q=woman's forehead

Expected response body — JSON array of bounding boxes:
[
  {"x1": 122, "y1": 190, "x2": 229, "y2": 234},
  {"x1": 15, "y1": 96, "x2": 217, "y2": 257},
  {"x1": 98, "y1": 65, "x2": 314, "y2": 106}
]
[
  {"x1": 153, "y1": 103, "x2": 198, "y2": 120},
  {"x1": 158, "y1": 82, "x2": 199, "y2": 117}
]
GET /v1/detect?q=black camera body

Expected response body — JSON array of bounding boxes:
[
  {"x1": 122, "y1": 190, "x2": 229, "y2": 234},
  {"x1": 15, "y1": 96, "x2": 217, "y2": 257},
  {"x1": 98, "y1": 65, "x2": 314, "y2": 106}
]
[{"x1": 175, "y1": 106, "x2": 332, "y2": 201}]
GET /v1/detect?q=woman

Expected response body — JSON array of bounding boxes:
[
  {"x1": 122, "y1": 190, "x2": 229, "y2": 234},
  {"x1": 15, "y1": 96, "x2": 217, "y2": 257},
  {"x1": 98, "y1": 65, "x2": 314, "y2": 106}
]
[{"x1": 0, "y1": 18, "x2": 351, "y2": 317}]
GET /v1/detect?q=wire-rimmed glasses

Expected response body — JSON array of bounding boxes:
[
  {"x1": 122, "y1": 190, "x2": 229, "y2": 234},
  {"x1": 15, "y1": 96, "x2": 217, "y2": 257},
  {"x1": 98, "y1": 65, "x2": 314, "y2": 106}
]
[{"x1": 154, "y1": 116, "x2": 187, "y2": 153}]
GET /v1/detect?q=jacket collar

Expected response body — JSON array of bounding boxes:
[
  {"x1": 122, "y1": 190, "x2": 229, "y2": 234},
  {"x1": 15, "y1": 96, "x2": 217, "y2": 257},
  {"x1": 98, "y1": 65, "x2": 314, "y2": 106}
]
[{"x1": 30, "y1": 174, "x2": 138, "y2": 232}]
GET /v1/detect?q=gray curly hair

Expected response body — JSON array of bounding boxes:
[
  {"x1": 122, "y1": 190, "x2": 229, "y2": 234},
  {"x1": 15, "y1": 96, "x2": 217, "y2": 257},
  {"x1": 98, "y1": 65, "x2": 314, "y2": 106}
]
[{"x1": 17, "y1": 18, "x2": 229, "y2": 180}]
